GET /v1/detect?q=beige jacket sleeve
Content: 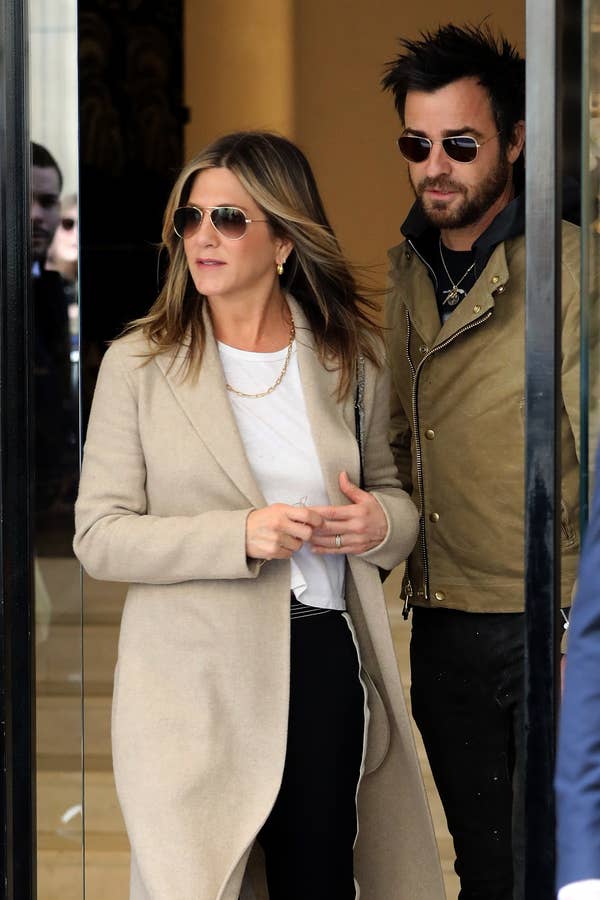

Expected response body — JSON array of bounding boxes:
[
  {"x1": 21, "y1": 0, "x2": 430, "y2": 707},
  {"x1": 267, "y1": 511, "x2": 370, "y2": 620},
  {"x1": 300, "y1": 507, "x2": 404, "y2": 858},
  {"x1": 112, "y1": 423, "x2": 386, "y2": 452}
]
[
  {"x1": 561, "y1": 225, "x2": 583, "y2": 462},
  {"x1": 357, "y1": 359, "x2": 420, "y2": 571},
  {"x1": 73, "y1": 342, "x2": 261, "y2": 584}
]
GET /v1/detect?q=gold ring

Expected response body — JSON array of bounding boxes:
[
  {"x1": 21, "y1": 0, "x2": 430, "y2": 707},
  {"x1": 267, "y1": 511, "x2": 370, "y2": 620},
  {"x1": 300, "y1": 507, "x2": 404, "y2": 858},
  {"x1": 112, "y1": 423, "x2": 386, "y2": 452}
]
[{"x1": 335, "y1": 534, "x2": 342, "y2": 548}]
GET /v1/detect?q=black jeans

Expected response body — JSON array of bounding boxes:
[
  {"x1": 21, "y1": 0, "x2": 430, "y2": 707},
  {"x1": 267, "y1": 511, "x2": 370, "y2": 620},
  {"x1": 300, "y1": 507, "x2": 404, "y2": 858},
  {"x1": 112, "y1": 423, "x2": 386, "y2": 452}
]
[
  {"x1": 410, "y1": 606, "x2": 525, "y2": 900},
  {"x1": 257, "y1": 610, "x2": 364, "y2": 900}
]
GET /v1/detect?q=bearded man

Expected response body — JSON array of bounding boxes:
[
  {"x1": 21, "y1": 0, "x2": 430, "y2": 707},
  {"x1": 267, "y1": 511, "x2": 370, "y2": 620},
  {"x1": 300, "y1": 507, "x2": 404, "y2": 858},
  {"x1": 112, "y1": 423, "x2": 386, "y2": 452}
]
[{"x1": 382, "y1": 24, "x2": 581, "y2": 900}]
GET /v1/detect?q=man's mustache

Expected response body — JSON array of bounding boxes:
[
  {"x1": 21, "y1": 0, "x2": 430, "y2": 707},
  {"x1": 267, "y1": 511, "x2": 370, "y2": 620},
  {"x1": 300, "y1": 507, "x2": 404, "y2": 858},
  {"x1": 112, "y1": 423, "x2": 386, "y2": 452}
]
[{"x1": 417, "y1": 177, "x2": 466, "y2": 194}]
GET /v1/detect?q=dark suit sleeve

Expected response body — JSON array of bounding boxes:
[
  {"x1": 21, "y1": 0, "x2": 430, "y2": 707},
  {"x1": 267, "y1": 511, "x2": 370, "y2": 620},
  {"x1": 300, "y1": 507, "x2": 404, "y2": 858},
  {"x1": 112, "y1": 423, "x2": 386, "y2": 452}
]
[{"x1": 556, "y1": 439, "x2": 600, "y2": 889}]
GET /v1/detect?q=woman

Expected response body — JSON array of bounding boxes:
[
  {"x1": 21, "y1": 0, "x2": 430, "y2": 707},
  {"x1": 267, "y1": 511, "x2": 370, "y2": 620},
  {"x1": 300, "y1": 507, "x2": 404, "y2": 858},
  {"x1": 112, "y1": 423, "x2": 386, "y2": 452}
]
[
  {"x1": 45, "y1": 193, "x2": 78, "y2": 284},
  {"x1": 74, "y1": 131, "x2": 444, "y2": 900}
]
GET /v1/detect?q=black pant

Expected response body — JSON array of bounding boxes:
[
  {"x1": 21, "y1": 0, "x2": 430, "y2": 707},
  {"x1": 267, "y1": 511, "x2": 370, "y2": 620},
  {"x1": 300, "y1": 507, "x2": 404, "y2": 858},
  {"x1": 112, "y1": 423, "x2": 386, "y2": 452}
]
[
  {"x1": 410, "y1": 606, "x2": 525, "y2": 900},
  {"x1": 258, "y1": 610, "x2": 364, "y2": 900}
]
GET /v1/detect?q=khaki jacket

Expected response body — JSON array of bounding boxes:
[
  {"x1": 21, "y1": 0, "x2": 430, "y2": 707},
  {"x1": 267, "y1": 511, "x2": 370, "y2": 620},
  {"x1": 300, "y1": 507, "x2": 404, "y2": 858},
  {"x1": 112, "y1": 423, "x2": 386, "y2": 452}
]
[
  {"x1": 385, "y1": 222, "x2": 582, "y2": 612},
  {"x1": 74, "y1": 297, "x2": 445, "y2": 900}
]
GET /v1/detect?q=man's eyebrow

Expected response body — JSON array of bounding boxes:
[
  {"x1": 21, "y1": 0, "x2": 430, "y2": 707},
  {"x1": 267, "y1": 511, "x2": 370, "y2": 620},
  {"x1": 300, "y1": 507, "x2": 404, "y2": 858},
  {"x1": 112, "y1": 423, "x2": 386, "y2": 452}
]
[{"x1": 404, "y1": 126, "x2": 485, "y2": 138}]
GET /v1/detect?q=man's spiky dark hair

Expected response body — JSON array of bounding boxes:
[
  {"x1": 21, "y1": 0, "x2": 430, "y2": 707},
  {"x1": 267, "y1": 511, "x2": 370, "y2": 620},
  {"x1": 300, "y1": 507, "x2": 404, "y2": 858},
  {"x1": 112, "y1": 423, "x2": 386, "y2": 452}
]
[{"x1": 381, "y1": 23, "x2": 525, "y2": 155}]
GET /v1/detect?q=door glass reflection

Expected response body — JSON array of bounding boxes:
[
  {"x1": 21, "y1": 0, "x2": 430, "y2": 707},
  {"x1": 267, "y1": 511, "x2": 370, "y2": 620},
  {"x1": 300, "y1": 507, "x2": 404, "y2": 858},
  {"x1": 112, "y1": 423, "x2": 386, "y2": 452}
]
[
  {"x1": 582, "y1": 1, "x2": 600, "y2": 516},
  {"x1": 30, "y1": 1, "x2": 82, "y2": 897}
]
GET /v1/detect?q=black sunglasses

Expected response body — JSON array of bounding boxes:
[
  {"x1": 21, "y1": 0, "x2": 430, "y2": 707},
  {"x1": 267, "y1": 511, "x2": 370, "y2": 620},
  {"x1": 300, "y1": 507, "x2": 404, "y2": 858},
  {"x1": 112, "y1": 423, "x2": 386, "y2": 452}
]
[
  {"x1": 397, "y1": 131, "x2": 501, "y2": 164},
  {"x1": 173, "y1": 205, "x2": 267, "y2": 241}
]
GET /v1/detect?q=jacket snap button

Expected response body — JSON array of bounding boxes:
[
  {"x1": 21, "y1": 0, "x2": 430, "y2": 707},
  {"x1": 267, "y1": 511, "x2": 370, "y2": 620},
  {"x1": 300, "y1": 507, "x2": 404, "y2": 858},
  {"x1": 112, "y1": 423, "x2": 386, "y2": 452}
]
[
  {"x1": 491, "y1": 275, "x2": 500, "y2": 284},
  {"x1": 419, "y1": 344, "x2": 429, "y2": 354},
  {"x1": 405, "y1": 251, "x2": 412, "y2": 259},
  {"x1": 429, "y1": 512, "x2": 440, "y2": 523},
  {"x1": 434, "y1": 590, "x2": 446, "y2": 602},
  {"x1": 473, "y1": 304, "x2": 481, "y2": 314},
  {"x1": 425, "y1": 429, "x2": 435, "y2": 440},
  {"x1": 496, "y1": 285, "x2": 505, "y2": 294}
]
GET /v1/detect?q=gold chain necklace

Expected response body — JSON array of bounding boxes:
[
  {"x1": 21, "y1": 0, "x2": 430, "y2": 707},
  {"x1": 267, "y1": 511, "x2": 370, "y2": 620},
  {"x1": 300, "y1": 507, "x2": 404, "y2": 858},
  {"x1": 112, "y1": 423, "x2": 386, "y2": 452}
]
[
  {"x1": 439, "y1": 236, "x2": 476, "y2": 306},
  {"x1": 225, "y1": 317, "x2": 296, "y2": 399}
]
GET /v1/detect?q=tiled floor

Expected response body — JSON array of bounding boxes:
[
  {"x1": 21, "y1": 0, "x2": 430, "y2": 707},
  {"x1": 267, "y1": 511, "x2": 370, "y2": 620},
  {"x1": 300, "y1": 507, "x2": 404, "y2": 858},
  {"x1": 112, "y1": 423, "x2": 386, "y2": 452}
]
[{"x1": 36, "y1": 558, "x2": 459, "y2": 899}]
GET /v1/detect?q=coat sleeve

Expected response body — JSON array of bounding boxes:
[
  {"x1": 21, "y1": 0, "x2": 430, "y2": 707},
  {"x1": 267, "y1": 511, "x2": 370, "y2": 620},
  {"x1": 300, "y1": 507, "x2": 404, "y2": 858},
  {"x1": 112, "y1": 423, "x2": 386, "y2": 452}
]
[
  {"x1": 561, "y1": 228, "x2": 583, "y2": 461},
  {"x1": 357, "y1": 359, "x2": 420, "y2": 571},
  {"x1": 383, "y1": 289, "x2": 414, "y2": 495},
  {"x1": 560, "y1": 224, "x2": 600, "y2": 464},
  {"x1": 73, "y1": 341, "x2": 262, "y2": 584},
  {"x1": 556, "y1": 438, "x2": 600, "y2": 888}
]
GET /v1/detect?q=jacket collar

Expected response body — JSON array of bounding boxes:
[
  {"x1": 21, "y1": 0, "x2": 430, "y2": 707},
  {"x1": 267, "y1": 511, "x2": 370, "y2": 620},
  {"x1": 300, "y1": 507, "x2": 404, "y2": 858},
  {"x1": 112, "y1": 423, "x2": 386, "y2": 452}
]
[
  {"x1": 388, "y1": 235, "x2": 511, "y2": 349},
  {"x1": 153, "y1": 304, "x2": 266, "y2": 509},
  {"x1": 400, "y1": 192, "x2": 525, "y2": 270},
  {"x1": 291, "y1": 297, "x2": 359, "y2": 502}
]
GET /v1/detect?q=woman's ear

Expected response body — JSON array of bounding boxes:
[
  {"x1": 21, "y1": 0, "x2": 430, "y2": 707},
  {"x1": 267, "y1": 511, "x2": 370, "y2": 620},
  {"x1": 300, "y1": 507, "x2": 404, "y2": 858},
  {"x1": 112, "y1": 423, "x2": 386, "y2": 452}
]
[{"x1": 276, "y1": 236, "x2": 294, "y2": 265}]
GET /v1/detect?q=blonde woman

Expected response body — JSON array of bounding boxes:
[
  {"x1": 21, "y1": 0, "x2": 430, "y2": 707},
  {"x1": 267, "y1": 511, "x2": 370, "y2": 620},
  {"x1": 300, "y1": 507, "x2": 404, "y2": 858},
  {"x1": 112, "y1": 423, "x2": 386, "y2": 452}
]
[{"x1": 74, "y1": 131, "x2": 444, "y2": 900}]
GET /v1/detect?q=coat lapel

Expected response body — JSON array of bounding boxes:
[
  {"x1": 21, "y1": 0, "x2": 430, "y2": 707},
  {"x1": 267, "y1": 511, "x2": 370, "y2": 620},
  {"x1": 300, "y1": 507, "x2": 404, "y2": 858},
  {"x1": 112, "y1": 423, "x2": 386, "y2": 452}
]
[
  {"x1": 289, "y1": 297, "x2": 360, "y2": 505},
  {"x1": 153, "y1": 308, "x2": 266, "y2": 510},
  {"x1": 153, "y1": 297, "x2": 358, "y2": 510}
]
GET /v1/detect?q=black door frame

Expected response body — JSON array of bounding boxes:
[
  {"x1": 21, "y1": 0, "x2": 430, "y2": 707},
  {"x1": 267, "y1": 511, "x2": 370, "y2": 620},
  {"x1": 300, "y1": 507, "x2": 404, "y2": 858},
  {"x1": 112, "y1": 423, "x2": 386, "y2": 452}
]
[
  {"x1": 0, "y1": 0, "x2": 36, "y2": 898},
  {"x1": 523, "y1": 0, "x2": 581, "y2": 897}
]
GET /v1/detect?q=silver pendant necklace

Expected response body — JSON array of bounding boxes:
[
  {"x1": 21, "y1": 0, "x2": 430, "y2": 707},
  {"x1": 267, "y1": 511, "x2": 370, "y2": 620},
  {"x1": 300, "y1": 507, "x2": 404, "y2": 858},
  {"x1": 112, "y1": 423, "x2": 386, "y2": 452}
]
[{"x1": 439, "y1": 236, "x2": 476, "y2": 306}]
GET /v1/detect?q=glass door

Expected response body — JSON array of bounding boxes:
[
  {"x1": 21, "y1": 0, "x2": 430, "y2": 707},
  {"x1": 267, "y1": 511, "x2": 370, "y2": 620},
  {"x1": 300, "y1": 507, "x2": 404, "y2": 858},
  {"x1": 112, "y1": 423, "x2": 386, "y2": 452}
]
[
  {"x1": 30, "y1": 1, "x2": 84, "y2": 898},
  {"x1": 581, "y1": 0, "x2": 600, "y2": 514}
]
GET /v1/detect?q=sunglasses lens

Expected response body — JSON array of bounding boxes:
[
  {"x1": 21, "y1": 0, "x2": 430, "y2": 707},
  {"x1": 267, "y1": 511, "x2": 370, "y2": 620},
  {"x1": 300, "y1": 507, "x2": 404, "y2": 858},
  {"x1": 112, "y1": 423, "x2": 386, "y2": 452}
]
[
  {"x1": 210, "y1": 207, "x2": 247, "y2": 239},
  {"x1": 174, "y1": 207, "x2": 202, "y2": 238},
  {"x1": 443, "y1": 136, "x2": 479, "y2": 162},
  {"x1": 61, "y1": 217, "x2": 76, "y2": 230},
  {"x1": 397, "y1": 135, "x2": 431, "y2": 163},
  {"x1": 173, "y1": 206, "x2": 249, "y2": 239}
]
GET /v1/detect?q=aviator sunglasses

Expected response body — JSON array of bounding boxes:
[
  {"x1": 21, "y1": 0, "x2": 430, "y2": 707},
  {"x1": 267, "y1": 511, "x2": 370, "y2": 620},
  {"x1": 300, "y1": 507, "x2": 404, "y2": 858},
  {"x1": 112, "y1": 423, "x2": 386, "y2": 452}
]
[
  {"x1": 173, "y1": 205, "x2": 267, "y2": 241},
  {"x1": 397, "y1": 131, "x2": 501, "y2": 164}
]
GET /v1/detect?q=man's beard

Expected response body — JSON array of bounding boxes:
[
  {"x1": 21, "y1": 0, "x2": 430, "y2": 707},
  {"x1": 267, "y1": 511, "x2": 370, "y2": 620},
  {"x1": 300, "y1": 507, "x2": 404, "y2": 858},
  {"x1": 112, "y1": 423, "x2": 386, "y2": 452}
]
[{"x1": 411, "y1": 153, "x2": 511, "y2": 230}]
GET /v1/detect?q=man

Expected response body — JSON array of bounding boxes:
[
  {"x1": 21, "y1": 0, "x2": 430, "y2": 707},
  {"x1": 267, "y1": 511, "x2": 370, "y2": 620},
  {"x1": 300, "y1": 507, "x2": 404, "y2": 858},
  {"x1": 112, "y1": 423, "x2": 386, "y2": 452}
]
[
  {"x1": 31, "y1": 141, "x2": 62, "y2": 273},
  {"x1": 30, "y1": 143, "x2": 76, "y2": 533},
  {"x1": 556, "y1": 437, "x2": 600, "y2": 900},
  {"x1": 381, "y1": 24, "x2": 581, "y2": 900}
]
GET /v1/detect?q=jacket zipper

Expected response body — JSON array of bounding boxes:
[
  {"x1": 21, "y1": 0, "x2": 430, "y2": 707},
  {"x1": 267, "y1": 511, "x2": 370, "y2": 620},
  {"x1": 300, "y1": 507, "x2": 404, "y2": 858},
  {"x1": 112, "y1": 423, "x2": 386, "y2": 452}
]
[
  {"x1": 402, "y1": 578, "x2": 413, "y2": 619},
  {"x1": 404, "y1": 238, "x2": 493, "y2": 604}
]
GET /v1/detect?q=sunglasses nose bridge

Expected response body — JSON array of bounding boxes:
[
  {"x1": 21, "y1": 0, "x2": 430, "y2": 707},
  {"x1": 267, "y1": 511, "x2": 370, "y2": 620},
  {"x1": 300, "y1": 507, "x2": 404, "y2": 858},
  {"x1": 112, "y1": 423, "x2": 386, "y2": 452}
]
[
  {"x1": 190, "y1": 208, "x2": 219, "y2": 242},
  {"x1": 423, "y1": 139, "x2": 453, "y2": 172}
]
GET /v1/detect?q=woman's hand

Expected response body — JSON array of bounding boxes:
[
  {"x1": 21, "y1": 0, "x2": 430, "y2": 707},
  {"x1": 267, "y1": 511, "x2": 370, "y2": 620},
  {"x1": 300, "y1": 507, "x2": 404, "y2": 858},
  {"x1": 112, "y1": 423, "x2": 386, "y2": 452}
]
[
  {"x1": 309, "y1": 471, "x2": 388, "y2": 555},
  {"x1": 246, "y1": 503, "x2": 324, "y2": 561}
]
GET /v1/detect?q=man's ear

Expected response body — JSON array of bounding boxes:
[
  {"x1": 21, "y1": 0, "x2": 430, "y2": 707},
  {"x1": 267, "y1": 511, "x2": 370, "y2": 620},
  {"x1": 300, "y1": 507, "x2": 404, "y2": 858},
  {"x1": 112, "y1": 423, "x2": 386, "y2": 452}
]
[{"x1": 507, "y1": 120, "x2": 525, "y2": 164}]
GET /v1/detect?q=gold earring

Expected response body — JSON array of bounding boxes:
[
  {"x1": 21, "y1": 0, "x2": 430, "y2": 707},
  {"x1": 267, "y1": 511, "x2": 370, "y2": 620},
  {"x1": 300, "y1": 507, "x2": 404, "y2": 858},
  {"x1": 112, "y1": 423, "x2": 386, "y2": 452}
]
[{"x1": 276, "y1": 261, "x2": 284, "y2": 276}]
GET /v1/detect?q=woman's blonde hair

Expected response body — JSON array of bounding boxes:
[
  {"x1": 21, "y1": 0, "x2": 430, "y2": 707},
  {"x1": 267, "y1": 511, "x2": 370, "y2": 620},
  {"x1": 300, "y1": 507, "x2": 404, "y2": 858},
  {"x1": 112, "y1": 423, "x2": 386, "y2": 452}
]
[{"x1": 131, "y1": 131, "x2": 382, "y2": 398}]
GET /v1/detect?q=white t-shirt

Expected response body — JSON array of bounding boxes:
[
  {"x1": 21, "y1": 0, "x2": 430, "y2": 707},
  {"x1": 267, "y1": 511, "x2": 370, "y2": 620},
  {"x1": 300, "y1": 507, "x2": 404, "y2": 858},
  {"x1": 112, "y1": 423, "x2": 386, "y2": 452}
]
[{"x1": 218, "y1": 340, "x2": 345, "y2": 611}]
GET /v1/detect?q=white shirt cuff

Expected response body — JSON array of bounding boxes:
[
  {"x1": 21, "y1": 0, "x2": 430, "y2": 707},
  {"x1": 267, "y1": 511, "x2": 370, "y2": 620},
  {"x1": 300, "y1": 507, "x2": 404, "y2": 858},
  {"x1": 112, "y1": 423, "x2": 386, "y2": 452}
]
[{"x1": 558, "y1": 880, "x2": 600, "y2": 899}]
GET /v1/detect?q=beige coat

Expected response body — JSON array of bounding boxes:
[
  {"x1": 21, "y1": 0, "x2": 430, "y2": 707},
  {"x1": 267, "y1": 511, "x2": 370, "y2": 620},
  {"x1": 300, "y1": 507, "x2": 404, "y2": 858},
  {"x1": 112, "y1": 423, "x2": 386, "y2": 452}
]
[{"x1": 74, "y1": 298, "x2": 445, "y2": 900}]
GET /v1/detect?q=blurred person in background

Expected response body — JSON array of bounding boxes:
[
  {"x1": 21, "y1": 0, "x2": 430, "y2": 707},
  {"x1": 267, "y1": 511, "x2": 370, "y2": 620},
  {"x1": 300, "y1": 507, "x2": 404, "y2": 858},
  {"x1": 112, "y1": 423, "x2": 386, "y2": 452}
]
[{"x1": 46, "y1": 193, "x2": 78, "y2": 286}]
